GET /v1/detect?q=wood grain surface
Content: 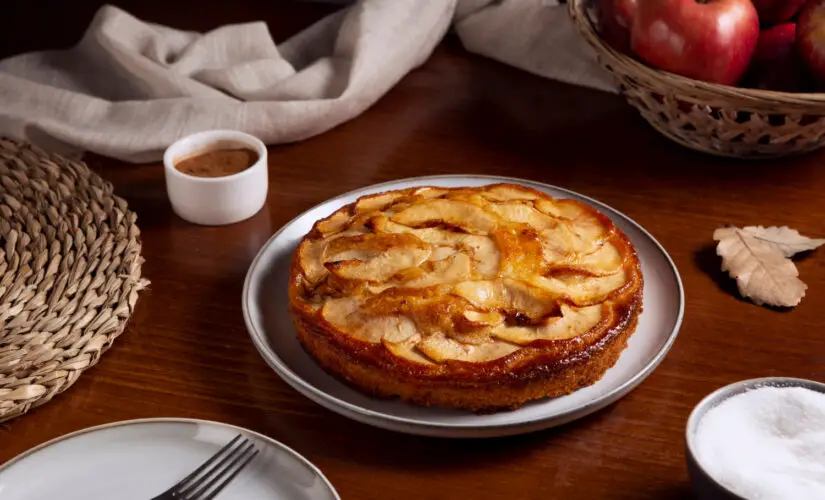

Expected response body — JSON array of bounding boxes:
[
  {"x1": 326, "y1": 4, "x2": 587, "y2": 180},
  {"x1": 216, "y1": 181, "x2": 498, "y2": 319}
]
[{"x1": 3, "y1": 2, "x2": 825, "y2": 499}]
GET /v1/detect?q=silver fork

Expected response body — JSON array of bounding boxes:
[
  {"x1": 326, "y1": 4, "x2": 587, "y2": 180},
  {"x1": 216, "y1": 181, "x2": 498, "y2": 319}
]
[{"x1": 150, "y1": 435, "x2": 259, "y2": 500}]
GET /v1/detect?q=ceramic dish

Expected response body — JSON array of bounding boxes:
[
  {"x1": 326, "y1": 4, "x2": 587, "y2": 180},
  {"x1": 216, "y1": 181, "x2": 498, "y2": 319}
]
[
  {"x1": 243, "y1": 175, "x2": 684, "y2": 438},
  {"x1": 0, "y1": 418, "x2": 340, "y2": 500},
  {"x1": 685, "y1": 377, "x2": 825, "y2": 500},
  {"x1": 163, "y1": 129, "x2": 269, "y2": 226}
]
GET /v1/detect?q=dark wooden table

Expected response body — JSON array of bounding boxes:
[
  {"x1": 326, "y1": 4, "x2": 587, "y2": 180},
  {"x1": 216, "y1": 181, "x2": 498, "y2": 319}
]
[{"x1": 3, "y1": 2, "x2": 825, "y2": 499}]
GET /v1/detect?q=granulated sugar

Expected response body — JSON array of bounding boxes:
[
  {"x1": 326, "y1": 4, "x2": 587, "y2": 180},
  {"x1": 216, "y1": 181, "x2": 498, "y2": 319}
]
[{"x1": 694, "y1": 386, "x2": 825, "y2": 499}]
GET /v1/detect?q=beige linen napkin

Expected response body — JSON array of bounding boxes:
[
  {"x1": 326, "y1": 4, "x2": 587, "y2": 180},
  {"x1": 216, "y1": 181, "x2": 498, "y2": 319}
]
[{"x1": 0, "y1": 0, "x2": 614, "y2": 162}]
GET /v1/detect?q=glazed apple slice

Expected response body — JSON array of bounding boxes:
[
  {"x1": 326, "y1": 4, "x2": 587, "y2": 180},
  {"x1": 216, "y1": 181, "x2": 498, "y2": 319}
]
[
  {"x1": 315, "y1": 209, "x2": 353, "y2": 235},
  {"x1": 530, "y1": 270, "x2": 629, "y2": 306},
  {"x1": 402, "y1": 253, "x2": 473, "y2": 288},
  {"x1": 453, "y1": 279, "x2": 559, "y2": 319},
  {"x1": 326, "y1": 249, "x2": 431, "y2": 282},
  {"x1": 487, "y1": 202, "x2": 560, "y2": 231},
  {"x1": 371, "y1": 215, "x2": 501, "y2": 278},
  {"x1": 297, "y1": 230, "x2": 366, "y2": 284},
  {"x1": 479, "y1": 184, "x2": 540, "y2": 202},
  {"x1": 550, "y1": 242, "x2": 625, "y2": 276},
  {"x1": 354, "y1": 191, "x2": 404, "y2": 214},
  {"x1": 323, "y1": 233, "x2": 432, "y2": 282},
  {"x1": 391, "y1": 199, "x2": 498, "y2": 234},
  {"x1": 382, "y1": 335, "x2": 435, "y2": 365},
  {"x1": 493, "y1": 224, "x2": 546, "y2": 279},
  {"x1": 492, "y1": 303, "x2": 608, "y2": 345},
  {"x1": 321, "y1": 298, "x2": 420, "y2": 344},
  {"x1": 416, "y1": 332, "x2": 519, "y2": 363}
]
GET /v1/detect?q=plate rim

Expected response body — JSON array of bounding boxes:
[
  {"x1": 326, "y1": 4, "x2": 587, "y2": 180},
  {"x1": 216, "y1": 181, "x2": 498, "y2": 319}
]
[
  {"x1": 242, "y1": 174, "x2": 685, "y2": 431},
  {"x1": 0, "y1": 416, "x2": 341, "y2": 499}
]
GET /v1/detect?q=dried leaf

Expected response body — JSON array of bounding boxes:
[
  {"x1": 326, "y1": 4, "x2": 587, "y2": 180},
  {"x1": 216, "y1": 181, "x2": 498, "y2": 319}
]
[
  {"x1": 713, "y1": 226, "x2": 807, "y2": 308},
  {"x1": 741, "y1": 226, "x2": 825, "y2": 258}
]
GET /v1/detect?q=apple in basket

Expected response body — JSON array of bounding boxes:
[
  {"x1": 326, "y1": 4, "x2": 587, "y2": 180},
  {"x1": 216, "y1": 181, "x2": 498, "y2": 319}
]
[
  {"x1": 797, "y1": 0, "x2": 825, "y2": 85},
  {"x1": 596, "y1": 0, "x2": 638, "y2": 51},
  {"x1": 743, "y1": 23, "x2": 812, "y2": 91},
  {"x1": 751, "y1": 0, "x2": 807, "y2": 26},
  {"x1": 630, "y1": 0, "x2": 760, "y2": 86}
]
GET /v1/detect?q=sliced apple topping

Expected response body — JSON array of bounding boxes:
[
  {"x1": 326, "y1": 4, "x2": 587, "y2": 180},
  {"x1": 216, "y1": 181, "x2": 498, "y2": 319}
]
[
  {"x1": 462, "y1": 310, "x2": 505, "y2": 328},
  {"x1": 382, "y1": 335, "x2": 435, "y2": 365},
  {"x1": 370, "y1": 214, "x2": 500, "y2": 279},
  {"x1": 416, "y1": 333, "x2": 519, "y2": 363},
  {"x1": 442, "y1": 189, "x2": 488, "y2": 206},
  {"x1": 553, "y1": 241, "x2": 624, "y2": 276},
  {"x1": 494, "y1": 224, "x2": 546, "y2": 279},
  {"x1": 321, "y1": 298, "x2": 419, "y2": 344},
  {"x1": 541, "y1": 219, "x2": 607, "y2": 257},
  {"x1": 448, "y1": 310, "x2": 504, "y2": 345},
  {"x1": 406, "y1": 232, "x2": 500, "y2": 279},
  {"x1": 453, "y1": 279, "x2": 558, "y2": 319},
  {"x1": 488, "y1": 202, "x2": 559, "y2": 231},
  {"x1": 429, "y1": 245, "x2": 458, "y2": 262},
  {"x1": 361, "y1": 315, "x2": 419, "y2": 343},
  {"x1": 480, "y1": 184, "x2": 539, "y2": 202},
  {"x1": 411, "y1": 187, "x2": 450, "y2": 199},
  {"x1": 315, "y1": 209, "x2": 353, "y2": 235},
  {"x1": 298, "y1": 184, "x2": 640, "y2": 366},
  {"x1": 533, "y1": 198, "x2": 563, "y2": 218},
  {"x1": 354, "y1": 192, "x2": 404, "y2": 214},
  {"x1": 391, "y1": 199, "x2": 498, "y2": 234},
  {"x1": 552, "y1": 199, "x2": 589, "y2": 220},
  {"x1": 298, "y1": 230, "x2": 365, "y2": 284},
  {"x1": 555, "y1": 200, "x2": 612, "y2": 245},
  {"x1": 368, "y1": 215, "x2": 415, "y2": 235},
  {"x1": 319, "y1": 297, "x2": 361, "y2": 328},
  {"x1": 539, "y1": 225, "x2": 577, "y2": 263},
  {"x1": 403, "y1": 253, "x2": 473, "y2": 288},
  {"x1": 492, "y1": 303, "x2": 608, "y2": 344},
  {"x1": 361, "y1": 286, "x2": 444, "y2": 316},
  {"x1": 448, "y1": 329, "x2": 497, "y2": 346},
  {"x1": 530, "y1": 270, "x2": 628, "y2": 305},
  {"x1": 326, "y1": 248, "x2": 431, "y2": 283},
  {"x1": 321, "y1": 233, "x2": 431, "y2": 282},
  {"x1": 324, "y1": 233, "x2": 427, "y2": 261},
  {"x1": 459, "y1": 235, "x2": 500, "y2": 278}
]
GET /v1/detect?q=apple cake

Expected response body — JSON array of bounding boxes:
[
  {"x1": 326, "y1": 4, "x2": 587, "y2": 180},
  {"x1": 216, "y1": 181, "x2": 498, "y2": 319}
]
[{"x1": 288, "y1": 183, "x2": 643, "y2": 412}]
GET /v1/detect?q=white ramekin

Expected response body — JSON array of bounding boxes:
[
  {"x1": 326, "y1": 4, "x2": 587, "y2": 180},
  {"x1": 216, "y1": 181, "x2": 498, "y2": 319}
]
[{"x1": 163, "y1": 130, "x2": 268, "y2": 226}]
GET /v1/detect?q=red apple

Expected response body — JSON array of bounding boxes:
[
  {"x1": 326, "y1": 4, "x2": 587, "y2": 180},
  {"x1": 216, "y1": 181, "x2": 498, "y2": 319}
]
[
  {"x1": 743, "y1": 23, "x2": 811, "y2": 91},
  {"x1": 630, "y1": 0, "x2": 760, "y2": 86},
  {"x1": 615, "y1": 0, "x2": 639, "y2": 29},
  {"x1": 597, "y1": 0, "x2": 638, "y2": 52},
  {"x1": 797, "y1": 0, "x2": 825, "y2": 85},
  {"x1": 751, "y1": 0, "x2": 806, "y2": 26}
]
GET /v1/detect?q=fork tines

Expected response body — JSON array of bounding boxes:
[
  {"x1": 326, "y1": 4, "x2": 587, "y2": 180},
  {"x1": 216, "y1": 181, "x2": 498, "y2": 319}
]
[{"x1": 167, "y1": 434, "x2": 259, "y2": 500}]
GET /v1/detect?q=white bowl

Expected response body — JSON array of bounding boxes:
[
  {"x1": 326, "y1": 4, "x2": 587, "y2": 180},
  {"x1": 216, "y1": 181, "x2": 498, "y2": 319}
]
[
  {"x1": 163, "y1": 130, "x2": 268, "y2": 226},
  {"x1": 685, "y1": 377, "x2": 825, "y2": 500}
]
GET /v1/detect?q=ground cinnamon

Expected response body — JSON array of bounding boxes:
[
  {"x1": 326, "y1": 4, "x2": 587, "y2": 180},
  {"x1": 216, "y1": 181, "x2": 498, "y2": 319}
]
[{"x1": 175, "y1": 148, "x2": 258, "y2": 178}]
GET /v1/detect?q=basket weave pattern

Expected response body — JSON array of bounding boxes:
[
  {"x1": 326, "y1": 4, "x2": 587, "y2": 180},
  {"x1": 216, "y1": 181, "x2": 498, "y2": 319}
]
[
  {"x1": 569, "y1": 0, "x2": 825, "y2": 159},
  {"x1": 0, "y1": 138, "x2": 148, "y2": 423}
]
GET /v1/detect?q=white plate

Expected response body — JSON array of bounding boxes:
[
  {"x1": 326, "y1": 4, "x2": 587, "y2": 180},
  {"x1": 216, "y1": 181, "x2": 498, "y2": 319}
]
[
  {"x1": 243, "y1": 175, "x2": 684, "y2": 438},
  {"x1": 0, "y1": 418, "x2": 340, "y2": 500}
]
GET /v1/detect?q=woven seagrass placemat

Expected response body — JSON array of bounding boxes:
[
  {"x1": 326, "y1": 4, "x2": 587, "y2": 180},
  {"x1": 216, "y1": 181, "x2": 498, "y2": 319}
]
[{"x1": 0, "y1": 138, "x2": 149, "y2": 423}]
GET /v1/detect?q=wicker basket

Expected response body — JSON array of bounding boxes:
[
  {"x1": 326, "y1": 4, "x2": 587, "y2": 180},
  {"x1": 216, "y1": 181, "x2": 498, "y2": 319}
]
[{"x1": 569, "y1": 0, "x2": 825, "y2": 159}]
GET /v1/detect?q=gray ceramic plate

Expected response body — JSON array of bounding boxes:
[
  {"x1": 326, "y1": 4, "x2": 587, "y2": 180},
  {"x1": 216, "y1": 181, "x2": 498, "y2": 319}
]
[
  {"x1": 0, "y1": 418, "x2": 340, "y2": 499},
  {"x1": 243, "y1": 175, "x2": 684, "y2": 438}
]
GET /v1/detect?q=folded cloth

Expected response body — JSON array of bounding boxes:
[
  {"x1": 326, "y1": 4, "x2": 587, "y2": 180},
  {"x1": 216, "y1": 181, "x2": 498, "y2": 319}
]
[{"x1": 0, "y1": 0, "x2": 614, "y2": 162}]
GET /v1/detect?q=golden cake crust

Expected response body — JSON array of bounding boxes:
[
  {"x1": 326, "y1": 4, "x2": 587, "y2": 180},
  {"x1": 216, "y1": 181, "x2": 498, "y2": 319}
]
[{"x1": 288, "y1": 183, "x2": 643, "y2": 412}]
